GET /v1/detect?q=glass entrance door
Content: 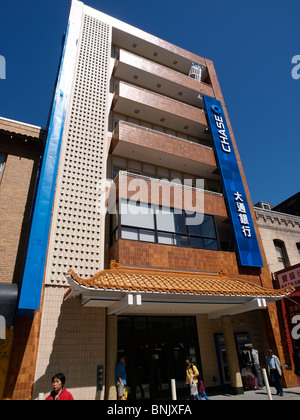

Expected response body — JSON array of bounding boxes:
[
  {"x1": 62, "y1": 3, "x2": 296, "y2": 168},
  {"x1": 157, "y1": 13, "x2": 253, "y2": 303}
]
[{"x1": 118, "y1": 316, "x2": 201, "y2": 400}]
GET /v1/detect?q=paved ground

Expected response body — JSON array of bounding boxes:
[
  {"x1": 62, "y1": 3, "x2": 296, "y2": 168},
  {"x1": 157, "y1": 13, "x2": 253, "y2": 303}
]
[{"x1": 208, "y1": 386, "x2": 300, "y2": 400}]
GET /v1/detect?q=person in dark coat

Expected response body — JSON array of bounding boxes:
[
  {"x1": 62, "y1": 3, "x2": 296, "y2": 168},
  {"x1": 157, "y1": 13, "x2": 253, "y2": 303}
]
[{"x1": 293, "y1": 347, "x2": 300, "y2": 377}]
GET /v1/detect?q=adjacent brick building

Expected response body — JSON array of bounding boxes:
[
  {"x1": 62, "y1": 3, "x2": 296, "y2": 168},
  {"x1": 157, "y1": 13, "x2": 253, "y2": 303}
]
[
  {"x1": 0, "y1": 117, "x2": 45, "y2": 399},
  {"x1": 255, "y1": 197, "x2": 300, "y2": 384}
]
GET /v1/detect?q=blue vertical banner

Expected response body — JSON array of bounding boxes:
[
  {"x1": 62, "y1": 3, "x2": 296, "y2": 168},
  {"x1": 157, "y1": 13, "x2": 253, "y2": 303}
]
[
  {"x1": 18, "y1": 2, "x2": 82, "y2": 315},
  {"x1": 17, "y1": 24, "x2": 71, "y2": 315},
  {"x1": 203, "y1": 95, "x2": 263, "y2": 268}
]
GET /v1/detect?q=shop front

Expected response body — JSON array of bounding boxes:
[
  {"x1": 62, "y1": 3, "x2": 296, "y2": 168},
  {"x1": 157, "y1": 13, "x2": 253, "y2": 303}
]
[
  {"x1": 275, "y1": 263, "x2": 300, "y2": 384},
  {"x1": 65, "y1": 262, "x2": 294, "y2": 399},
  {"x1": 117, "y1": 316, "x2": 201, "y2": 400}
]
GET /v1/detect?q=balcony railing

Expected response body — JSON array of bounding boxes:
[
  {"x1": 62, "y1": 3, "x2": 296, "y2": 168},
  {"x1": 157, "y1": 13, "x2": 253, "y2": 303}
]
[
  {"x1": 112, "y1": 81, "x2": 207, "y2": 138},
  {"x1": 117, "y1": 170, "x2": 222, "y2": 197},
  {"x1": 112, "y1": 171, "x2": 226, "y2": 220},
  {"x1": 112, "y1": 120, "x2": 212, "y2": 149},
  {"x1": 113, "y1": 49, "x2": 214, "y2": 108}
]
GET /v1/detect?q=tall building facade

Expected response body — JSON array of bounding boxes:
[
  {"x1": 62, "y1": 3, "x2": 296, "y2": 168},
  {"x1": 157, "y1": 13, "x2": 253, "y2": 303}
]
[{"x1": 4, "y1": 0, "x2": 297, "y2": 399}]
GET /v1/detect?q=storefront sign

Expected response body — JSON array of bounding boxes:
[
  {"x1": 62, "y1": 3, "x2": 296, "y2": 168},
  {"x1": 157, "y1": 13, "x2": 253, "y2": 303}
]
[
  {"x1": 275, "y1": 264, "x2": 300, "y2": 346},
  {"x1": 276, "y1": 264, "x2": 300, "y2": 289},
  {"x1": 203, "y1": 95, "x2": 263, "y2": 267},
  {"x1": 282, "y1": 298, "x2": 300, "y2": 343}
]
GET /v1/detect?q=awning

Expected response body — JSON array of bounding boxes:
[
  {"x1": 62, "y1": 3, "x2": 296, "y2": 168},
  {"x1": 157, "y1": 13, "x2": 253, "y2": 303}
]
[
  {"x1": 64, "y1": 262, "x2": 294, "y2": 319},
  {"x1": 0, "y1": 283, "x2": 18, "y2": 326}
]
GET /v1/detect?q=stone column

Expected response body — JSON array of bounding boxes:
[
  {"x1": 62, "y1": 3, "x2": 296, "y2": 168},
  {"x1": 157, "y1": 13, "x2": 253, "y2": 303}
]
[
  {"x1": 105, "y1": 315, "x2": 117, "y2": 400},
  {"x1": 222, "y1": 315, "x2": 244, "y2": 395}
]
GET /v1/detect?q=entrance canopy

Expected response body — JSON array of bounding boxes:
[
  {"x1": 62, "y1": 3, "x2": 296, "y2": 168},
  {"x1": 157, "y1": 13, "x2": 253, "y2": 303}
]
[{"x1": 64, "y1": 261, "x2": 294, "y2": 319}]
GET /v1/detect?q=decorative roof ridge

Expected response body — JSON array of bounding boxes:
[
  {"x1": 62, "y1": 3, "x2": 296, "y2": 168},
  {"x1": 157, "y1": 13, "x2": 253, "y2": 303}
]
[
  {"x1": 108, "y1": 260, "x2": 227, "y2": 278},
  {"x1": 67, "y1": 260, "x2": 226, "y2": 280},
  {"x1": 65, "y1": 266, "x2": 295, "y2": 298}
]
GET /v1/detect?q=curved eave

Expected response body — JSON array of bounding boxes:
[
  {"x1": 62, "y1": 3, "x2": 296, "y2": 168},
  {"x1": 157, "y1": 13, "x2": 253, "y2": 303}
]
[{"x1": 64, "y1": 267, "x2": 294, "y2": 304}]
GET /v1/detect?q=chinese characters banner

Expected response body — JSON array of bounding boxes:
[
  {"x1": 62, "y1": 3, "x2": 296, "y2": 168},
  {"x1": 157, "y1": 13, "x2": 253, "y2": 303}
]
[
  {"x1": 203, "y1": 95, "x2": 263, "y2": 267},
  {"x1": 277, "y1": 265, "x2": 300, "y2": 289}
]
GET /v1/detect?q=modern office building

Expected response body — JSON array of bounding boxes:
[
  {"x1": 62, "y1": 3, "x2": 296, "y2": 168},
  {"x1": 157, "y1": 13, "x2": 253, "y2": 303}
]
[{"x1": 3, "y1": 0, "x2": 297, "y2": 399}]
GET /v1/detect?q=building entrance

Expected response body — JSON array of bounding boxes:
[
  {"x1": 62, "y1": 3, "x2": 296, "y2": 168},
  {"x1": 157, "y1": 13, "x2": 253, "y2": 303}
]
[{"x1": 118, "y1": 316, "x2": 201, "y2": 400}]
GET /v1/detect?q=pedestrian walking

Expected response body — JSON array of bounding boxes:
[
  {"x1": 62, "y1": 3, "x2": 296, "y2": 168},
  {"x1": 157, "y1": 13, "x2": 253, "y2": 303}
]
[
  {"x1": 241, "y1": 364, "x2": 258, "y2": 390},
  {"x1": 185, "y1": 357, "x2": 199, "y2": 400},
  {"x1": 293, "y1": 347, "x2": 300, "y2": 377},
  {"x1": 248, "y1": 344, "x2": 263, "y2": 388},
  {"x1": 198, "y1": 379, "x2": 210, "y2": 400},
  {"x1": 266, "y1": 349, "x2": 283, "y2": 396},
  {"x1": 116, "y1": 354, "x2": 127, "y2": 400}
]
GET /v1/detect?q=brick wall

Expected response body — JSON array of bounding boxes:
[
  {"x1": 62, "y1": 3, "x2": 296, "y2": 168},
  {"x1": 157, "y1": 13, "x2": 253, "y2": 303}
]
[
  {"x1": 113, "y1": 81, "x2": 207, "y2": 127},
  {"x1": 0, "y1": 121, "x2": 44, "y2": 399},
  {"x1": 111, "y1": 240, "x2": 264, "y2": 286},
  {"x1": 115, "y1": 49, "x2": 214, "y2": 99},
  {"x1": 111, "y1": 121, "x2": 216, "y2": 167},
  {"x1": 116, "y1": 172, "x2": 227, "y2": 217},
  {"x1": 0, "y1": 131, "x2": 42, "y2": 286},
  {"x1": 255, "y1": 208, "x2": 300, "y2": 274}
]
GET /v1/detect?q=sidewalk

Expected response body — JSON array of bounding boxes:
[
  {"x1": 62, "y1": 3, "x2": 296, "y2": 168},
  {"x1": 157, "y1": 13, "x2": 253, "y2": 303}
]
[{"x1": 208, "y1": 386, "x2": 300, "y2": 400}]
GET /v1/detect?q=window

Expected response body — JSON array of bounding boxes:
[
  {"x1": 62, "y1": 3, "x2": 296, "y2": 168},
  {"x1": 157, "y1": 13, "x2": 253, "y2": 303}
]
[
  {"x1": 112, "y1": 166, "x2": 125, "y2": 179},
  {"x1": 296, "y1": 243, "x2": 300, "y2": 255},
  {"x1": 156, "y1": 206, "x2": 175, "y2": 232},
  {"x1": 188, "y1": 214, "x2": 216, "y2": 238},
  {"x1": 157, "y1": 232, "x2": 175, "y2": 245},
  {"x1": 117, "y1": 200, "x2": 219, "y2": 250},
  {"x1": 274, "y1": 240, "x2": 289, "y2": 269},
  {"x1": 189, "y1": 236, "x2": 204, "y2": 249},
  {"x1": 0, "y1": 154, "x2": 6, "y2": 183},
  {"x1": 121, "y1": 226, "x2": 138, "y2": 241},
  {"x1": 128, "y1": 160, "x2": 141, "y2": 174},
  {"x1": 204, "y1": 238, "x2": 219, "y2": 250},
  {"x1": 262, "y1": 203, "x2": 271, "y2": 210},
  {"x1": 174, "y1": 212, "x2": 187, "y2": 234},
  {"x1": 120, "y1": 200, "x2": 154, "y2": 230},
  {"x1": 139, "y1": 230, "x2": 155, "y2": 243}
]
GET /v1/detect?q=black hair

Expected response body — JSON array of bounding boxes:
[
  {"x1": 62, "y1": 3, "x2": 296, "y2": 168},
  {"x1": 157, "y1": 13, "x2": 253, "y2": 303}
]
[{"x1": 52, "y1": 373, "x2": 66, "y2": 386}]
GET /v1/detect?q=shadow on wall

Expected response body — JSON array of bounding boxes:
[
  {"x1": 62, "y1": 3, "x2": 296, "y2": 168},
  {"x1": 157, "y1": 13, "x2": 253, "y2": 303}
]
[{"x1": 32, "y1": 295, "x2": 106, "y2": 400}]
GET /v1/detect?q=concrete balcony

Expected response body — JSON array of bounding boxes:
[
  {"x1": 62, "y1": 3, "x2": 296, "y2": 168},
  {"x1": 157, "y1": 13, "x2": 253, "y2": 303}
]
[
  {"x1": 110, "y1": 121, "x2": 217, "y2": 178},
  {"x1": 113, "y1": 49, "x2": 214, "y2": 108},
  {"x1": 114, "y1": 171, "x2": 227, "y2": 218},
  {"x1": 112, "y1": 81, "x2": 208, "y2": 138}
]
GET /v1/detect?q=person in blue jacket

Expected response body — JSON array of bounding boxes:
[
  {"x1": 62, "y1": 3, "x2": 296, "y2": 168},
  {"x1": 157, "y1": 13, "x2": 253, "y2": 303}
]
[{"x1": 116, "y1": 354, "x2": 127, "y2": 400}]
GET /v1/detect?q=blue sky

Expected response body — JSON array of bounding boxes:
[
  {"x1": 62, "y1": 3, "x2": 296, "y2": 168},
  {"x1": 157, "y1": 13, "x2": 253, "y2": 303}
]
[{"x1": 0, "y1": 0, "x2": 299, "y2": 206}]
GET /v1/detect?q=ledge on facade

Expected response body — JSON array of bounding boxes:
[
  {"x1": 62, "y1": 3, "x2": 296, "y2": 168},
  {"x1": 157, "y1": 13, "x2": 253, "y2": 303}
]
[{"x1": 0, "y1": 116, "x2": 46, "y2": 142}]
